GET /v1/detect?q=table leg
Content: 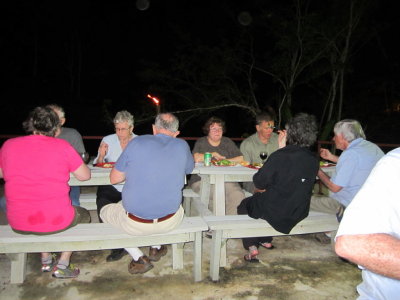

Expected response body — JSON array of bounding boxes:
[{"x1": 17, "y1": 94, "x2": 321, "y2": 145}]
[
  {"x1": 214, "y1": 174, "x2": 225, "y2": 216},
  {"x1": 199, "y1": 175, "x2": 211, "y2": 207},
  {"x1": 213, "y1": 174, "x2": 227, "y2": 266}
]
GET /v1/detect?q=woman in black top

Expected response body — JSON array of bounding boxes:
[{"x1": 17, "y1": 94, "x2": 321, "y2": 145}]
[{"x1": 237, "y1": 113, "x2": 319, "y2": 262}]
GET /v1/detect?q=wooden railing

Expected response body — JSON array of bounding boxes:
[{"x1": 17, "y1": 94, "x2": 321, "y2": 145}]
[{"x1": 1, "y1": 134, "x2": 399, "y2": 154}]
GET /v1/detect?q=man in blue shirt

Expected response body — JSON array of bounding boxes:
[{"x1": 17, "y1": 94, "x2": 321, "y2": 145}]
[
  {"x1": 100, "y1": 113, "x2": 194, "y2": 274},
  {"x1": 311, "y1": 119, "x2": 384, "y2": 243}
]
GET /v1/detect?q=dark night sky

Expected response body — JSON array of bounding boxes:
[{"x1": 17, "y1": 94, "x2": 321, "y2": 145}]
[{"x1": 1, "y1": 0, "x2": 400, "y2": 146}]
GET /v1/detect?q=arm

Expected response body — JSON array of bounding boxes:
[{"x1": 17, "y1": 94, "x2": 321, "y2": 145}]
[
  {"x1": 110, "y1": 168, "x2": 125, "y2": 184},
  {"x1": 239, "y1": 141, "x2": 251, "y2": 163},
  {"x1": 317, "y1": 169, "x2": 342, "y2": 193},
  {"x1": 96, "y1": 142, "x2": 109, "y2": 164},
  {"x1": 320, "y1": 148, "x2": 339, "y2": 163},
  {"x1": 71, "y1": 163, "x2": 91, "y2": 181},
  {"x1": 278, "y1": 130, "x2": 287, "y2": 149},
  {"x1": 336, "y1": 233, "x2": 400, "y2": 280},
  {"x1": 0, "y1": 168, "x2": 3, "y2": 178},
  {"x1": 227, "y1": 155, "x2": 243, "y2": 163}
]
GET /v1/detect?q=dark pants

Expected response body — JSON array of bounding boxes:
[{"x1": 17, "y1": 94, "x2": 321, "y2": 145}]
[
  {"x1": 237, "y1": 197, "x2": 272, "y2": 250},
  {"x1": 96, "y1": 185, "x2": 122, "y2": 222}
]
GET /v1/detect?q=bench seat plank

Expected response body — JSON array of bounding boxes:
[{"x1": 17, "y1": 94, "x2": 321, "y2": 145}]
[
  {"x1": 0, "y1": 217, "x2": 208, "y2": 283},
  {"x1": 204, "y1": 212, "x2": 339, "y2": 281}
]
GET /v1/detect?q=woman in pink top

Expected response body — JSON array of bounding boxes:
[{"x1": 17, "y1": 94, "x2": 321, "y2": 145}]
[{"x1": 0, "y1": 106, "x2": 91, "y2": 279}]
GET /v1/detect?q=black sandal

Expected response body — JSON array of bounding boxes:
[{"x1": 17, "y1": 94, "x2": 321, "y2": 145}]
[{"x1": 244, "y1": 247, "x2": 259, "y2": 262}]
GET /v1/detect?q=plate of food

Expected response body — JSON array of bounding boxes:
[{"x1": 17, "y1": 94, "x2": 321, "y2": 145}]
[
  {"x1": 212, "y1": 159, "x2": 237, "y2": 166},
  {"x1": 245, "y1": 163, "x2": 263, "y2": 169},
  {"x1": 240, "y1": 161, "x2": 262, "y2": 169},
  {"x1": 320, "y1": 161, "x2": 336, "y2": 167},
  {"x1": 94, "y1": 162, "x2": 115, "y2": 168}
]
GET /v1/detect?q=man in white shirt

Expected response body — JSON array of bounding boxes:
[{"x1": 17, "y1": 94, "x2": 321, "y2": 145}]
[{"x1": 335, "y1": 147, "x2": 400, "y2": 299}]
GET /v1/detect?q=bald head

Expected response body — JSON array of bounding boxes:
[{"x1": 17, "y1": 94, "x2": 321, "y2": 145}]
[{"x1": 152, "y1": 113, "x2": 180, "y2": 137}]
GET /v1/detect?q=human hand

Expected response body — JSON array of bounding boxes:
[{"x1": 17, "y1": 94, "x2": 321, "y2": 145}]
[
  {"x1": 98, "y1": 142, "x2": 109, "y2": 159},
  {"x1": 212, "y1": 152, "x2": 226, "y2": 160},
  {"x1": 319, "y1": 148, "x2": 332, "y2": 160},
  {"x1": 278, "y1": 130, "x2": 287, "y2": 148}
]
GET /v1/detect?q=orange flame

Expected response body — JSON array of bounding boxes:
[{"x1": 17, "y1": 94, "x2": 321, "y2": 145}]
[{"x1": 147, "y1": 94, "x2": 160, "y2": 105}]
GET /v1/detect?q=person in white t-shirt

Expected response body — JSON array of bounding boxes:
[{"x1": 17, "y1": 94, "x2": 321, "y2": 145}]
[{"x1": 335, "y1": 147, "x2": 400, "y2": 300}]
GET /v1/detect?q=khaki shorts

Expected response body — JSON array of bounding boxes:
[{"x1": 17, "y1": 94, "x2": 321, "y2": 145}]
[{"x1": 100, "y1": 202, "x2": 184, "y2": 236}]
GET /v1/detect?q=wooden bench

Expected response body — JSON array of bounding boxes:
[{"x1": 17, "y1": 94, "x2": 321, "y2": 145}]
[
  {"x1": 182, "y1": 188, "x2": 200, "y2": 215},
  {"x1": 0, "y1": 216, "x2": 208, "y2": 284},
  {"x1": 204, "y1": 212, "x2": 339, "y2": 281}
]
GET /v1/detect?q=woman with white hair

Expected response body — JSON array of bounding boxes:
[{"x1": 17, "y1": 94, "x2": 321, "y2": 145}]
[{"x1": 93, "y1": 110, "x2": 136, "y2": 262}]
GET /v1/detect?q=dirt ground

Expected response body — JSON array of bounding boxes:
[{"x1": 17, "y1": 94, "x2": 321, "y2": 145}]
[
  {"x1": 0, "y1": 232, "x2": 360, "y2": 300},
  {"x1": 0, "y1": 185, "x2": 361, "y2": 300}
]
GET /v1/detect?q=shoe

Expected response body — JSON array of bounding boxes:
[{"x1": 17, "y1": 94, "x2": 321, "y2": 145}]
[
  {"x1": 128, "y1": 256, "x2": 154, "y2": 274},
  {"x1": 41, "y1": 254, "x2": 57, "y2": 272},
  {"x1": 314, "y1": 233, "x2": 331, "y2": 244},
  {"x1": 259, "y1": 242, "x2": 275, "y2": 250},
  {"x1": 106, "y1": 249, "x2": 128, "y2": 262},
  {"x1": 148, "y1": 245, "x2": 168, "y2": 262},
  {"x1": 244, "y1": 246, "x2": 259, "y2": 263},
  {"x1": 52, "y1": 264, "x2": 80, "y2": 278}
]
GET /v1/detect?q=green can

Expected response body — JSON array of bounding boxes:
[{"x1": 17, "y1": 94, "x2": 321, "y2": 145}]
[{"x1": 204, "y1": 152, "x2": 212, "y2": 167}]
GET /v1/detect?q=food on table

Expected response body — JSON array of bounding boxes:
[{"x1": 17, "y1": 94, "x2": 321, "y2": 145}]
[
  {"x1": 95, "y1": 162, "x2": 115, "y2": 168},
  {"x1": 319, "y1": 161, "x2": 335, "y2": 167},
  {"x1": 212, "y1": 159, "x2": 236, "y2": 166}
]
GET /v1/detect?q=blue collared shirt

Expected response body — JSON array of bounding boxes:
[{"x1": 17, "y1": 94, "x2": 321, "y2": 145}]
[
  {"x1": 330, "y1": 138, "x2": 384, "y2": 207},
  {"x1": 116, "y1": 134, "x2": 194, "y2": 219}
]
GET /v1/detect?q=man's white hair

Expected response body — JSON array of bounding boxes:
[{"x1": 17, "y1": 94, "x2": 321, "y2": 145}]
[{"x1": 334, "y1": 119, "x2": 366, "y2": 142}]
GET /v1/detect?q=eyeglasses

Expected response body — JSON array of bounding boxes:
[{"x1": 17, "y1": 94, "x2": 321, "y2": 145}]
[
  {"x1": 260, "y1": 125, "x2": 275, "y2": 130},
  {"x1": 115, "y1": 127, "x2": 130, "y2": 132},
  {"x1": 210, "y1": 127, "x2": 223, "y2": 132}
]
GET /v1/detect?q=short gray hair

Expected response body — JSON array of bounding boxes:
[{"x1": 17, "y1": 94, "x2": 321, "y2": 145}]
[
  {"x1": 255, "y1": 112, "x2": 274, "y2": 125},
  {"x1": 114, "y1": 110, "x2": 134, "y2": 127},
  {"x1": 334, "y1": 119, "x2": 366, "y2": 142},
  {"x1": 285, "y1": 113, "x2": 318, "y2": 147},
  {"x1": 155, "y1": 113, "x2": 179, "y2": 132},
  {"x1": 46, "y1": 104, "x2": 65, "y2": 118}
]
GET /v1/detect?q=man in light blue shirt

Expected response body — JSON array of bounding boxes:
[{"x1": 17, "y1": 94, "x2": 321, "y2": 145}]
[
  {"x1": 311, "y1": 119, "x2": 384, "y2": 224},
  {"x1": 100, "y1": 113, "x2": 194, "y2": 274}
]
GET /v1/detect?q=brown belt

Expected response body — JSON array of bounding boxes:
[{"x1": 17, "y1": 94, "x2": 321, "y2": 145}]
[{"x1": 127, "y1": 212, "x2": 175, "y2": 223}]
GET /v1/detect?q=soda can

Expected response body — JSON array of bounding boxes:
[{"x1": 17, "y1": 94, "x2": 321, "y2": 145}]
[{"x1": 204, "y1": 152, "x2": 212, "y2": 167}]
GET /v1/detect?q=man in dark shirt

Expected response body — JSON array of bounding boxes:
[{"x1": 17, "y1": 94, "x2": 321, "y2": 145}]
[{"x1": 237, "y1": 113, "x2": 319, "y2": 262}]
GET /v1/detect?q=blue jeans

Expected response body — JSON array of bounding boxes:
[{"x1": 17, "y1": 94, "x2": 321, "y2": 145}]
[
  {"x1": 70, "y1": 186, "x2": 81, "y2": 206},
  {"x1": 0, "y1": 195, "x2": 6, "y2": 212},
  {"x1": 0, "y1": 188, "x2": 81, "y2": 212}
]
